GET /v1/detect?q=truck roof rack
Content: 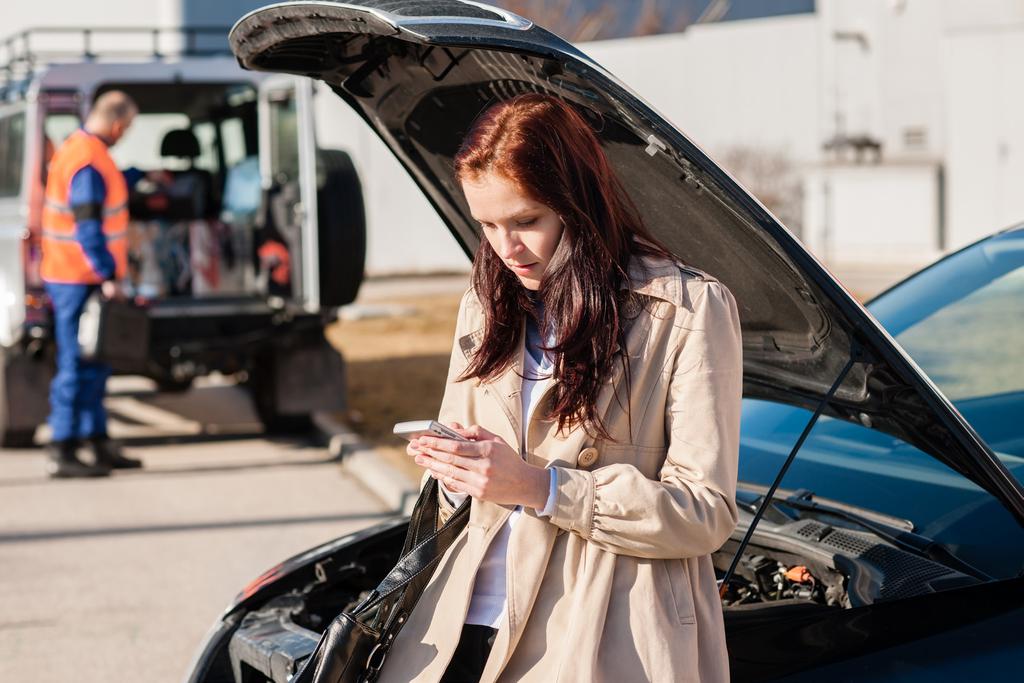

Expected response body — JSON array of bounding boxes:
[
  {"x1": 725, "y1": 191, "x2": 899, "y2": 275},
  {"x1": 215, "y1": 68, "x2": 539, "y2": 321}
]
[{"x1": 0, "y1": 27, "x2": 233, "y2": 97}]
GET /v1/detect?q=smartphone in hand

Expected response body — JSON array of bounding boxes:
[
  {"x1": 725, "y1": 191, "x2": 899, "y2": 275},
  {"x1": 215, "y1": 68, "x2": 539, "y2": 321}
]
[{"x1": 393, "y1": 420, "x2": 470, "y2": 442}]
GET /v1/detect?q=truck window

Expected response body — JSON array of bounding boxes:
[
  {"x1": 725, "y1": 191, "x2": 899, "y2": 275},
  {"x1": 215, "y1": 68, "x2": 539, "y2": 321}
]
[
  {"x1": 0, "y1": 112, "x2": 26, "y2": 197},
  {"x1": 110, "y1": 113, "x2": 191, "y2": 170},
  {"x1": 268, "y1": 94, "x2": 299, "y2": 184},
  {"x1": 42, "y1": 113, "x2": 80, "y2": 180},
  {"x1": 192, "y1": 121, "x2": 219, "y2": 174},
  {"x1": 44, "y1": 113, "x2": 79, "y2": 146},
  {"x1": 220, "y1": 117, "x2": 249, "y2": 168}
]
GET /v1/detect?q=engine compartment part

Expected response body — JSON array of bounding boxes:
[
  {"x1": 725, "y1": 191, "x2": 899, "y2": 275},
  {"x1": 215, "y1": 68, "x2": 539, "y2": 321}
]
[
  {"x1": 719, "y1": 556, "x2": 840, "y2": 608},
  {"x1": 228, "y1": 595, "x2": 319, "y2": 683},
  {"x1": 715, "y1": 517, "x2": 981, "y2": 610}
]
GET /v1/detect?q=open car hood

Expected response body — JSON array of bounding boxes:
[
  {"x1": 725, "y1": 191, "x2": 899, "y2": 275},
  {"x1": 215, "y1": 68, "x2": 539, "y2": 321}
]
[{"x1": 230, "y1": 0, "x2": 1024, "y2": 522}]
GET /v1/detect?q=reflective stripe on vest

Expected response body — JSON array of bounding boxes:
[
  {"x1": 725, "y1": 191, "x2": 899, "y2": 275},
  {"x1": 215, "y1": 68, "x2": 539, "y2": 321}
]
[
  {"x1": 44, "y1": 198, "x2": 129, "y2": 217},
  {"x1": 40, "y1": 129, "x2": 130, "y2": 284},
  {"x1": 42, "y1": 228, "x2": 128, "y2": 243}
]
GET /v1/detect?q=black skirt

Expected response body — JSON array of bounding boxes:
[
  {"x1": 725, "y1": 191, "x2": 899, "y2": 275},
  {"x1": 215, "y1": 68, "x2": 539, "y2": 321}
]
[{"x1": 440, "y1": 623, "x2": 498, "y2": 683}]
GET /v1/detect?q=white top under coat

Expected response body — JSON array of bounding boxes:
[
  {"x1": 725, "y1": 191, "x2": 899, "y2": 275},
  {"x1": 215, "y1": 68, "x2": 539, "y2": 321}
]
[{"x1": 440, "y1": 339, "x2": 557, "y2": 628}]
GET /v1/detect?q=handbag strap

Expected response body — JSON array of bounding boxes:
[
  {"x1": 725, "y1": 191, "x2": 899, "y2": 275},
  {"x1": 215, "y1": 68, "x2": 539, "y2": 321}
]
[
  {"x1": 355, "y1": 478, "x2": 470, "y2": 616},
  {"x1": 400, "y1": 475, "x2": 441, "y2": 557},
  {"x1": 358, "y1": 480, "x2": 471, "y2": 682}
]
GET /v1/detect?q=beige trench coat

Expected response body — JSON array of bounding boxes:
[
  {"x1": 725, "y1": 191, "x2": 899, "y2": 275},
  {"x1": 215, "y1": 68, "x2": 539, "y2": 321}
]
[{"x1": 380, "y1": 255, "x2": 744, "y2": 682}]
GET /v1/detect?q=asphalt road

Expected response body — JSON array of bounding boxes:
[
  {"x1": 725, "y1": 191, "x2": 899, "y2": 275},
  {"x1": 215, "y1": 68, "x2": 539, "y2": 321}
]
[{"x1": 0, "y1": 377, "x2": 392, "y2": 683}]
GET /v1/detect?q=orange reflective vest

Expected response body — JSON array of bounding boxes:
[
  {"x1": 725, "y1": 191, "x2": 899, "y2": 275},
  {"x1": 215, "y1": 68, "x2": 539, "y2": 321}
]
[{"x1": 40, "y1": 129, "x2": 129, "y2": 284}]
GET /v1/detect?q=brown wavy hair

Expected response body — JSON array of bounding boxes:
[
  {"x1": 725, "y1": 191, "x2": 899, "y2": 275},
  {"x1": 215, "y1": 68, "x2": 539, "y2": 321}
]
[{"x1": 453, "y1": 93, "x2": 673, "y2": 439}]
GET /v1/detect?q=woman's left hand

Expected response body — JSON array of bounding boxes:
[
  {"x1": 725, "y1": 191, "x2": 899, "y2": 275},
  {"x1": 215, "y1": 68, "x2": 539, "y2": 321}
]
[{"x1": 413, "y1": 423, "x2": 549, "y2": 510}]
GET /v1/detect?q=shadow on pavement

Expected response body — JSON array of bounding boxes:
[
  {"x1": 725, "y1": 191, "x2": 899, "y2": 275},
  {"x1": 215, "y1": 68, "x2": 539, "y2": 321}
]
[
  {"x1": 0, "y1": 435, "x2": 341, "y2": 487},
  {"x1": 113, "y1": 430, "x2": 266, "y2": 448},
  {"x1": 112, "y1": 453, "x2": 343, "y2": 479},
  {"x1": 0, "y1": 510, "x2": 397, "y2": 544}
]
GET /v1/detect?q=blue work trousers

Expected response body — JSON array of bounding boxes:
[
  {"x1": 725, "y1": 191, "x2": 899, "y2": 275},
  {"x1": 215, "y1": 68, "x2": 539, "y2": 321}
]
[{"x1": 45, "y1": 282, "x2": 111, "y2": 442}]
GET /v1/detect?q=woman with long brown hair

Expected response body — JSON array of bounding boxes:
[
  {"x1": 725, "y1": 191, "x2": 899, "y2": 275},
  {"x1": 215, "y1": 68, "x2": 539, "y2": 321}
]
[{"x1": 390, "y1": 93, "x2": 743, "y2": 682}]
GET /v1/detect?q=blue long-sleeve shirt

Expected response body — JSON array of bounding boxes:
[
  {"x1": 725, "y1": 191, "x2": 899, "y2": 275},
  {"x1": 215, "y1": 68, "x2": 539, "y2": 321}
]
[{"x1": 69, "y1": 165, "x2": 116, "y2": 281}]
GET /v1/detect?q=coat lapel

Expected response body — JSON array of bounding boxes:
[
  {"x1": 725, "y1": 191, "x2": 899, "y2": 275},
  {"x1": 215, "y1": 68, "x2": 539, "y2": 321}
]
[
  {"x1": 459, "y1": 319, "x2": 526, "y2": 532},
  {"x1": 459, "y1": 318, "x2": 526, "y2": 451}
]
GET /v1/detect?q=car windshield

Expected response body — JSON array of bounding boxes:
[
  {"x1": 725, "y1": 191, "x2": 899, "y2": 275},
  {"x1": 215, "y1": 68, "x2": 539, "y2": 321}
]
[
  {"x1": 737, "y1": 227, "x2": 1024, "y2": 580},
  {"x1": 870, "y1": 227, "x2": 1024, "y2": 469}
]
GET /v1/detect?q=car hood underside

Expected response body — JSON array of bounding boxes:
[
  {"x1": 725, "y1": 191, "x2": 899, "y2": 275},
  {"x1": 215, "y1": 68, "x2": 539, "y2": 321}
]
[{"x1": 229, "y1": 0, "x2": 1024, "y2": 521}]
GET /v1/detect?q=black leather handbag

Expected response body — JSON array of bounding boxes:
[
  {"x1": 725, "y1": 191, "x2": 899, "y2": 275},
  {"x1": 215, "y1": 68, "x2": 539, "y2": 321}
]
[{"x1": 292, "y1": 479, "x2": 471, "y2": 683}]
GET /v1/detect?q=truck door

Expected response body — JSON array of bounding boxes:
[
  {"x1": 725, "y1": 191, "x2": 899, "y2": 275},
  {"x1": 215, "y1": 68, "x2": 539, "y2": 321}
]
[
  {"x1": 0, "y1": 102, "x2": 28, "y2": 348},
  {"x1": 257, "y1": 75, "x2": 320, "y2": 310},
  {"x1": 1, "y1": 94, "x2": 60, "y2": 448}
]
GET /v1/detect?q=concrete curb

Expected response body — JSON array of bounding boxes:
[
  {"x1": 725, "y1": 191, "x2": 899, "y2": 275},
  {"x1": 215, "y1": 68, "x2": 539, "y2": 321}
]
[{"x1": 312, "y1": 411, "x2": 419, "y2": 516}]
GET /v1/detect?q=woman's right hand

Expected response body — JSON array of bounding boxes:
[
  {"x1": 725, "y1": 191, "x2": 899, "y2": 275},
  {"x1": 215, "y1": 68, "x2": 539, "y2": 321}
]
[{"x1": 412, "y1": 422, "x2": 550, "y2": 510}]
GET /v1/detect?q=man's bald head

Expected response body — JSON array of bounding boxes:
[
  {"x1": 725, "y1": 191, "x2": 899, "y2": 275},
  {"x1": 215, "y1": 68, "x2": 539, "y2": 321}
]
[{"x1": 86, "y1": 91, "x2": 138, "y2": 144}]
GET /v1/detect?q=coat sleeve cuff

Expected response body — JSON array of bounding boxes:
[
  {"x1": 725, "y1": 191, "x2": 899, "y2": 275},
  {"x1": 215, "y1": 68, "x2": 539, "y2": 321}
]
[{"x1": 548, "y1": 466, "x2": 596, "y2": 536}]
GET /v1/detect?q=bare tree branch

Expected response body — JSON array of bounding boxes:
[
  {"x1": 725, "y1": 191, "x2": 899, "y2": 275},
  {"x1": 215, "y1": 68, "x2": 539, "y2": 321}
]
[
  {"x1": 498, "y1": 0, "x2": 623, "y2": 42},
  {"x1": 575, "y1": 6, "x2": 622, "y2": 42},
  {"x1": 633, "y1": 0, "x2": 664, "y2": 37},
  {"x1": 720, "y1": 146, "x2": 804, "y2": 235},
  {"x1": 498, "y1": 1, "x2": 692, "y2": 41}
]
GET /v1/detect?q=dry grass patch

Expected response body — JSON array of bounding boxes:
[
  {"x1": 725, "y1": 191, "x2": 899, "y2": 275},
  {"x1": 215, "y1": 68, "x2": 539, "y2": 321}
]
[{"x1": 326, "y1": 293, "x2": 464, "y2": 482}]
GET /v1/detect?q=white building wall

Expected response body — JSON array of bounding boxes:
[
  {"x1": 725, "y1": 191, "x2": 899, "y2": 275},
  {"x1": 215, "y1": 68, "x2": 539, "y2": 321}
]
[
  {"x1": 1, "y1": 1, "x2": 178, "y2": 32},
  {"x1": 806, "y1": 0, "x2": 1024, "y2": 271},
  {"x1": 800, "y1": 0, "x2": 948, "y2": 273},
  {"x1": 942, "y1": 0, "x2": 1024, "y2": 29},
  {"x1": 802, "y1": 163, "x2": 941, "y2": 264},
  {"x1": 944, "y1": 25, "x2": 1024, "y2": 248},
  {"x1": 816, "y1": 0, "x2": 885, "y2": 150},
  {"x1": 0, "y1": 1, "x2": 185, "y2": 57},
  {"x1": 584, "y1": 15, "x2": 820, "y2": 165},
  {"x1": 874, "y1": 1, "x2": 947, "y2": 160}
]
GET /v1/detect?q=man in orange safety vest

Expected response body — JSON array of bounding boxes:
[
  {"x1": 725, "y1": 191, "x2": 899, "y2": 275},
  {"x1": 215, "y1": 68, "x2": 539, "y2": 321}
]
[{"x1": 41, "y1": 90, "x2": 144, "y2": 477}]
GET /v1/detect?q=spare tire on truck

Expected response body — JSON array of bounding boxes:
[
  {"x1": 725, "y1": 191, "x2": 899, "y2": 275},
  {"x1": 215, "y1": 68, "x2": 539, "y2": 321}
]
[
  {"x1": 246, "y1": 148, "x2": 364, "y2": 434},
  {"x1": 315, "y1": 148, "x2": 366, "y2": 307}
]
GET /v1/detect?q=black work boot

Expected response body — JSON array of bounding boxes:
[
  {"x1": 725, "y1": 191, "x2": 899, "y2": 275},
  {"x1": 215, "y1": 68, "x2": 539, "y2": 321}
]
[
  {"x1": 87, "y1": 435, "x2": 143, "y2": 469},
  {"x1": 46, "y1": 440, "x2": 112, "y2": 478}
]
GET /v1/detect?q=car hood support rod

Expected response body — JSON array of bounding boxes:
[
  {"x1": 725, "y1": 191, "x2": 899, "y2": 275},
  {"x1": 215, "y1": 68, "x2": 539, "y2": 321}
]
[{"x1": 719, "y1": 348, "x2": 860, "y2": 597}]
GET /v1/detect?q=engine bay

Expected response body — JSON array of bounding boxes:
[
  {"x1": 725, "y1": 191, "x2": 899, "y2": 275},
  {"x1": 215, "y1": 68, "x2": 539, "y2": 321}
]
[
  {"x1": 209, "y1": 507, "x2": 984, "y2": 683},
  {"x1": 717, "y1": 552, "x2": 841, "y2": 609}
]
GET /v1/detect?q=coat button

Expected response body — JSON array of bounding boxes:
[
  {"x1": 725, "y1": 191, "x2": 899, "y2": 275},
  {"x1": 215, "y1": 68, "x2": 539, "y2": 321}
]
[{"x1": 578, "y1": 447, "x2": 599, "y2": 468}]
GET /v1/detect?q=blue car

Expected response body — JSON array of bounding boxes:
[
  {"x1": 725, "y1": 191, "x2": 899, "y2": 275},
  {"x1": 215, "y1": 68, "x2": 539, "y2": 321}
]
[
  {"x1": 728, "y1": 225, "x2": 1024, "y2": 680},
  {"x1": 187, "y1": 3, "x2": 1024, "y2": 681}
]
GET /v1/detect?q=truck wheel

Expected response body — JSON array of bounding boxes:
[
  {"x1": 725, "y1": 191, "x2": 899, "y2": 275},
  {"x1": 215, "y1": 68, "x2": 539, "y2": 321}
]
[
  {"x1": 248, "y1": 334, "x2": 345, "y2": 436},
  {"x1": 156, "y1": 378, "x2": 194, "y2": 394},
  {"x1": 0, "y1": 426, "x2": 36, "y2": 449},
  {"x1": 316, "y1": 148, "x2": 366, "y2": 307},
  {"x1": 248, "y1": 355, "x2": 313, "y2": 435},
  {"x1": 259, "y1": 412, "x2": 313, "y2": 435}
]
